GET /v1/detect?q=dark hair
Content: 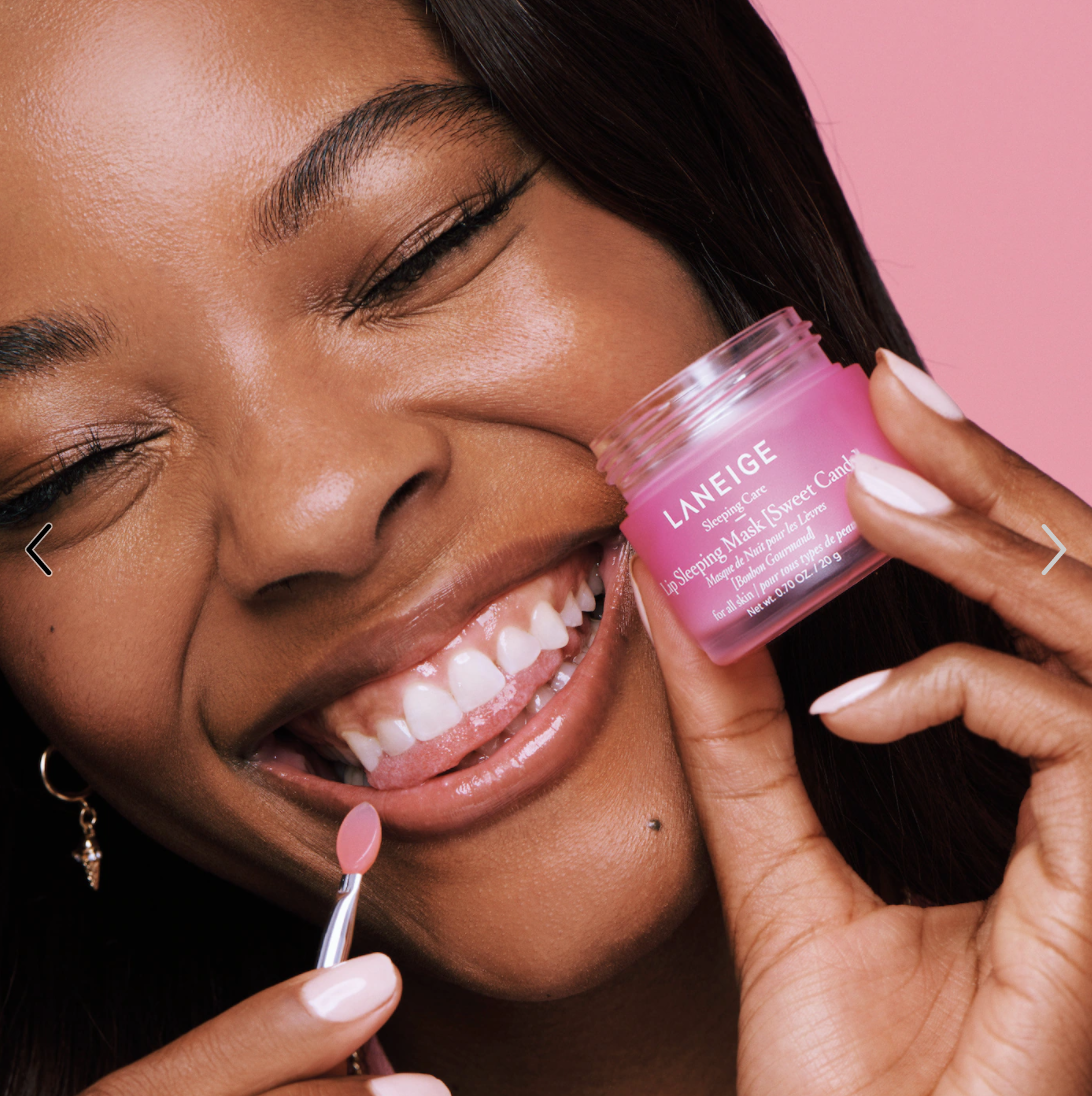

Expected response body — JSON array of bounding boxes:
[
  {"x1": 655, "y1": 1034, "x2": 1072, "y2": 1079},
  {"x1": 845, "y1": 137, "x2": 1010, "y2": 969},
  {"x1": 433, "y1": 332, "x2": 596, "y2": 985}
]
[{"x1": 0, "y1": 0, "x2": 1027, "y2": 1090}]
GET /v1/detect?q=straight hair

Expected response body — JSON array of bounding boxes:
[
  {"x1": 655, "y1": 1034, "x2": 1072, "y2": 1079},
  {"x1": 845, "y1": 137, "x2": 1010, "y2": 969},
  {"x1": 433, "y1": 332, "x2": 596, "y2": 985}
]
[{"x1": 0, "y1": 1, "x2": 1027, "y2": 1090}]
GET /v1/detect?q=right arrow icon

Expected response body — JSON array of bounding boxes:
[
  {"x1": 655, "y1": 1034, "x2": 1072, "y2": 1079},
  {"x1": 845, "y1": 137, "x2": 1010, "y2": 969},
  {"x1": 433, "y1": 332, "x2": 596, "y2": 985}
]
[{"x1": 1042, "y1": 524, "x2": 1066, "y2": 575}]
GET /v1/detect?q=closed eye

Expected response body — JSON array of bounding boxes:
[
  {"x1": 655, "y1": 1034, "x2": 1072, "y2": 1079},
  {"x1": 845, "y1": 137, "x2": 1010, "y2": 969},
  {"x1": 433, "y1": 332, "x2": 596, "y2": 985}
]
[
  {"x1": 343, "y1": 164, "x2": 539, "y2": 319},
  {"x1": 0, "y1": 430, "x2": 166, "y2": 529}
]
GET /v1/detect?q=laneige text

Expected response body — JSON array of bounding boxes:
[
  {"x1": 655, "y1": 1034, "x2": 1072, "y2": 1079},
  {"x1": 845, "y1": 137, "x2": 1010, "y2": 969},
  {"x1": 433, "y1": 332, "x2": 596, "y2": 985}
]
[{"x1": 662, "y1": 441, "x2": 777, "y2": 530}]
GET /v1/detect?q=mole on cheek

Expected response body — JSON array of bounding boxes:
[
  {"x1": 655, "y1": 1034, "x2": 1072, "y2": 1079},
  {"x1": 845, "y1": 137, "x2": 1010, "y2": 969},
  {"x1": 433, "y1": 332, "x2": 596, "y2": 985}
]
[{"x1": 647, "y1": 818, "x2": 661, "y2": 831}]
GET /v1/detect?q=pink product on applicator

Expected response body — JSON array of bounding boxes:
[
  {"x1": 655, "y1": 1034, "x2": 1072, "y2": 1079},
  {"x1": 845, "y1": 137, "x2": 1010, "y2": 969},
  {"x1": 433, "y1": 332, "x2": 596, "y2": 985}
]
[
  {"x1": 318, "y1": 802, "x2": 394, "y2": 1077},
  {"x1": 592, "y1": 308, "x2": 911, "y2": 665},
  {"x1": 318, "y1": 802, "x2": 382, "y2": 968}
]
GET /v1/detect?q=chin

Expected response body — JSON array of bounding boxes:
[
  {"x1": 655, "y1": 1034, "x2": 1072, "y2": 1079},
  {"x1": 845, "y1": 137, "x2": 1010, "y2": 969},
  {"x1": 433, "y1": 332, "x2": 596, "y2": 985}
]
[
  {"x1": 420, "y1": 862, "x2": 710, "y2": 1002},
  {"x1": 362, "y1": 746, "x2": 711, "y2": 1003}
]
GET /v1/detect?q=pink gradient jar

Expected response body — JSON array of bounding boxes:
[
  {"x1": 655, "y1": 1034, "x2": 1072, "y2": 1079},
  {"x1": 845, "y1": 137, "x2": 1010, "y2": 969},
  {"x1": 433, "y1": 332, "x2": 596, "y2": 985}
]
[{"x1": 592, "y1": 308, "x2": 910, "y2": 664}]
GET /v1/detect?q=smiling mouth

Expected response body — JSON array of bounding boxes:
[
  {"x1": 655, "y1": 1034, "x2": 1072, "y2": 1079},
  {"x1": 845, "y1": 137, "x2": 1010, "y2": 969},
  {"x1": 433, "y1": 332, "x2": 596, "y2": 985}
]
[{"x1": 253, "y1": 547, "x2": 606, "y2": 791}]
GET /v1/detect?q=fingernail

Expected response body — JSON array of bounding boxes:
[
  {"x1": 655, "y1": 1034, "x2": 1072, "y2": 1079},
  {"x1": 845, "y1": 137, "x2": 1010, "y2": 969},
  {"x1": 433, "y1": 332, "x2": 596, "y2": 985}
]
[
  {"x1": 301, "y1": 953, "x2": 398, "y2": 1022},
  {"x1": 852, "y1": 453, "x2": 953, "y2": 516},
  {"x1": 628, "y1": 557, "x2": 653, "y2": 643},
  {"x1": 877, "y1": 348, "x2": 964, "y2": 421},
  {"x1": 367, "y1": 1075, "x2": 451, "y2": 1096},
  {"x1": 809, "y1": 669, "x2": 891, "y2": 715}
]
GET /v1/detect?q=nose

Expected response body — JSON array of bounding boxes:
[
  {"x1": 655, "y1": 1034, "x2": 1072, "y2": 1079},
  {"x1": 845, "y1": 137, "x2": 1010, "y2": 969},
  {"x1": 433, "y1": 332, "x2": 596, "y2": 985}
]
[{"x1": 215, "y1": 407, "x2": 449, "y2": 600}]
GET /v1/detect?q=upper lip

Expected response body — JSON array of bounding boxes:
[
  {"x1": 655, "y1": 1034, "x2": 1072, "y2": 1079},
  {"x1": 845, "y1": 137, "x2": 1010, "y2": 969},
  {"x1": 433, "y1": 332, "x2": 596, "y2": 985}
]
[{"x1": 233, "y1": 523, "x2": 618, "y2": 759}]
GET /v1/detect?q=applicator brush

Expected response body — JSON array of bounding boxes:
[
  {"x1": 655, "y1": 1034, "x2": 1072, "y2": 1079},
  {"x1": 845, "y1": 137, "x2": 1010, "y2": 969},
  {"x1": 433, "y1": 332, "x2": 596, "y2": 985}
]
[{"x1": 317, "y1": 802, "x2": 382, "y2": 968}]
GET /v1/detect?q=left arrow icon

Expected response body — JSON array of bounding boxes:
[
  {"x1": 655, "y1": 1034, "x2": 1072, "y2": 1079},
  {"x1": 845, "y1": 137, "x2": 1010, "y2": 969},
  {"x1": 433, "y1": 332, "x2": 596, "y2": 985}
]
[{"x1": 26, "y1": 523, "x2": 53, "y2": 576}]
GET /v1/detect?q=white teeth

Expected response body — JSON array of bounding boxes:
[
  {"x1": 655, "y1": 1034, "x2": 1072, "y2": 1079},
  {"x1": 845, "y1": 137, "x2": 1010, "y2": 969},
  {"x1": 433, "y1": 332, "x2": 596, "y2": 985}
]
[
  {"x1": 323, "y1": 563, "x2": 606, "y2": 766},
  {"x1": 448, "y1": 649, "x2": 506, "y2": 712},
  {"x1": 551, "y1": 661, "x2": 578, "y2": 690},
  {"x1": 375, "y1": 717, "x2": 415, "y2": 756},
  {"x1": 496, "y1": 626, "x2": 542, "y2": 674},
  {"x1": 575, "y1": 580, "x2": 596, "y2": 612},
  {"x1": 560, "y1": 591, "x2": 583, "y2": 627},
  {"x1": 343, "y1": 730, "x2": 383, "y2": 772},
  {"x1": 531, "y1": 601, "x2": 569, "y2": 649},
  {"x1": 403, "y1": 682, "x2": 463, "y2": 741},
  {"x1": 526, "y1": 685, "x2": 556, "y2": 714}
]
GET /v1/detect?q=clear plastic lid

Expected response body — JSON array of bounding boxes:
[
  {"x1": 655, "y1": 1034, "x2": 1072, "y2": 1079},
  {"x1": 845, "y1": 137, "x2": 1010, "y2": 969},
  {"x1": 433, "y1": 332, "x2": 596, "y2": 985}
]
[{"x1": 591, "y1": 308, "x2": 829, "y2": 497}]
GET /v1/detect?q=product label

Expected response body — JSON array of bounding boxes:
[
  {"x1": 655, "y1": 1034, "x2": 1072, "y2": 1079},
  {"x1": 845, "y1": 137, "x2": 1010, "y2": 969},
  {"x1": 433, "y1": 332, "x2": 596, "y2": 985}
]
[{"x1": 621, "y1": 364, "x2": 908, "y2": 660}]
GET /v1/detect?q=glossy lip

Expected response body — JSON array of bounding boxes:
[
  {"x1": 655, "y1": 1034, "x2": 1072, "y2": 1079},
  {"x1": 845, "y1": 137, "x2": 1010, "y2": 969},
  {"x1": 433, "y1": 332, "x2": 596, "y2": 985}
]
[
  {"x1": 231, "y1": 526, "x2": 617, "y2": 758},
  {"x1": 251, "y1": 537, "x2": 629, "y2": 837},
  {"x1": 287, "y1": 549, "x2": 594, "y2": 789}
]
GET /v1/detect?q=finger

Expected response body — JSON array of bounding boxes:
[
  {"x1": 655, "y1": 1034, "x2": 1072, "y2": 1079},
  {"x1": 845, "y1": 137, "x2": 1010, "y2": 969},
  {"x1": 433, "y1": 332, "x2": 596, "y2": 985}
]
[
  {"x1": 812, "y1": 643, "x2": 1091, "y2": 762},
  {"x1": 813, "y1": 646, "x2": 1092, "y2": 1096},
  {"x1": 270, "y1": 1075, "x2": 450, "y2": 1095},
  {"x1": 846, "y1": 460, "x2": 1092, "y2": 680},
  {"x1": 812, "y1": 642, "x2": 1092, "y2": 880},
  {"x1": 632, "y1": 559, "x2": 879, "y2": 965},
  {"x1": 86, "y1": 954, "x2": 402, "y2": 1096},
  {"x1": 868, "y1": 349, "x2": 1091, "y2": 565}
]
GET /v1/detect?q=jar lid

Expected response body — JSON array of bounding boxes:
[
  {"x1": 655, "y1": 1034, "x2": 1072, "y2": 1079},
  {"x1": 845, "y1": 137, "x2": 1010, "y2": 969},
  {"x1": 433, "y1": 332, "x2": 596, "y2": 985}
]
[{"x1": 592, "y1": 308, "x2": 822, "y2": 496}]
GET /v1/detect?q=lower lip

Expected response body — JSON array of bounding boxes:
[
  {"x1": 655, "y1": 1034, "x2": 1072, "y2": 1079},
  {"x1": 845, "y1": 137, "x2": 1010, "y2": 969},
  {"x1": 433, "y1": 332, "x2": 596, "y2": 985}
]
[{"x1": 253, "y1": 542, "x2": 628, "y2": 838}]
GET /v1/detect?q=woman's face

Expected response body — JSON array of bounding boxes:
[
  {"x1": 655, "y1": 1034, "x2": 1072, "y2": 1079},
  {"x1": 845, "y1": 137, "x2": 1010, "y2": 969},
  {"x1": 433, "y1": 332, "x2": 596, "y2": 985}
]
[{"x1": 0, "y1": 0, "x2": 724, "y2": 998}]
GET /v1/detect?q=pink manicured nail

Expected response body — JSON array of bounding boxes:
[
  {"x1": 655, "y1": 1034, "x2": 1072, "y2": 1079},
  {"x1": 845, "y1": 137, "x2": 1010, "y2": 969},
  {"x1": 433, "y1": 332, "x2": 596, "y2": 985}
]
[
  {"x1": 628, "y1": 557, "x2": 653, "y2": 642},
  {"x1": 301, "y1": 953, "x2": 398, "y2": 1022},
  {"x1": 368, "y1": 1075, "x2": 451, "y2": 1096},
  {"x1": 852, "y1": 453, "x2": 953, "y2": 516},
  {"x1": 877, "y1": 348, "x2": 964, "y2": 421},
  {"x1": 809, "y1": 669, "x2": 891, "y2": 714}
]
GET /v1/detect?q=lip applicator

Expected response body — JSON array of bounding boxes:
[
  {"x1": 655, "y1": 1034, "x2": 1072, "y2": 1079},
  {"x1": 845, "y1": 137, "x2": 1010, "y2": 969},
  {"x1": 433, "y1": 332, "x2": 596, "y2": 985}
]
[
  {"x1": 318, "y1": 801, "x2": 382, "y2": 967},
  {"x1": 317, "y1": 802, "x2": 392, "y2": 1077}
]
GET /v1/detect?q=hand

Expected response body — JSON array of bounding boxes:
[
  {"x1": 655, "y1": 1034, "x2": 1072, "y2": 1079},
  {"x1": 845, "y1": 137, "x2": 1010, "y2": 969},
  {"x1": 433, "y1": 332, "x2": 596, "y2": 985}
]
[
  {"x1": 633, "y1": 350, "x2": 1092, "y2": 1096},
  {"x1": 82, "y1": 952, "x2": 448, "y2": 1096}
]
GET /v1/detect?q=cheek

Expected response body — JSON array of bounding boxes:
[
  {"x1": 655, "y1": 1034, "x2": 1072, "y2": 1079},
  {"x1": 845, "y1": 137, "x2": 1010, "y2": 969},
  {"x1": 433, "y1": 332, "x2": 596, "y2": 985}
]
[
  {"x1": 492, "y1": 245, "x2": 716, "y2": 442},
  {"x1": 518, "y1": 216, "x2": 724, "y2": 443},
  {"x1": 0, "y1": 503, "x2": 202, "y2": 787},
  {"x1": 367, "y1": 182, "x2": 723, "y2": 448}
]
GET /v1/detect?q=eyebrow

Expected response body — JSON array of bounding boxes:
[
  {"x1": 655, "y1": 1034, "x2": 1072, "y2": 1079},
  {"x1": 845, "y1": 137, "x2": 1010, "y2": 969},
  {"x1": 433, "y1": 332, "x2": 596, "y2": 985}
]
[
  {"x1": 0, "y1": 311, "x2": 115, "y2": 382},
  {"x1": 254, "y1": 81, "x2": 502, "y2": 247},
  {"x1": 0, "y1": 85, "x2": 499, "y2": 383}
]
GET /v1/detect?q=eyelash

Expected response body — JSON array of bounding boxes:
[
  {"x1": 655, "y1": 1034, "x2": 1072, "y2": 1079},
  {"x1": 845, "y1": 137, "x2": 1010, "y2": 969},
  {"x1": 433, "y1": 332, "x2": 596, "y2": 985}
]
[
  {"x1": 344, "y1": 167, "x2": 536, "y2": 317},
  {"x1": 0, "y1": 173, "x2": 534, "y2": 528},
  {"x1": 0, "y1": 431, "x2": 159, "y2": 529}
]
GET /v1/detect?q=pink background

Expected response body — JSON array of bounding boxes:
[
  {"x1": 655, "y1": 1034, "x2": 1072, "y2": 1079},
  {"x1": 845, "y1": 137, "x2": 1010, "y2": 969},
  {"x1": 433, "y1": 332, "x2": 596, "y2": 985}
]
[{"x1": 756, "y1": 0, "x2": 1092, "y2": 503}]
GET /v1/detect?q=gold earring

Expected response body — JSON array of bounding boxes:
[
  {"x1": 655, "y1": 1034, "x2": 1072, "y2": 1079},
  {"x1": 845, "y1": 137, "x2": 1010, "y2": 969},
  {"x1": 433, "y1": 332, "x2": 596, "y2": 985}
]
[{"x1": 40, "y1": 745, "x2": 102, "y2": 890}]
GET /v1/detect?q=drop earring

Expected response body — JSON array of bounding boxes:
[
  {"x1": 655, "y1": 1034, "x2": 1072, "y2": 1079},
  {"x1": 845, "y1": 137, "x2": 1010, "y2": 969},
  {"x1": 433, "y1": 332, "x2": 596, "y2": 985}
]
[{"x1": 40, "y1": 745, "x2": 102, "y2": 890}]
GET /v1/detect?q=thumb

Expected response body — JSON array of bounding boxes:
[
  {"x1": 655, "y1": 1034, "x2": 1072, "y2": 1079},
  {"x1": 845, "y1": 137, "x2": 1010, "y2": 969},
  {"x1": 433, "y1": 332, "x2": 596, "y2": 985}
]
[
  {"x1": 631, "y1": 558, "x2": 871, "y2": 959},
  {"x1": 87, "y1": 953, "x2": 403, "y2": 1095}
]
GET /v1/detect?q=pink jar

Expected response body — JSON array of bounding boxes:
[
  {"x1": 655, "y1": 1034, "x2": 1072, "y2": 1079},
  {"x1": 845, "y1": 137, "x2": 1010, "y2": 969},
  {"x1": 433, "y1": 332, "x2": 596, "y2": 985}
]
[{"x1": 592, "y1": 308, "x2": 910, "y2": 665}]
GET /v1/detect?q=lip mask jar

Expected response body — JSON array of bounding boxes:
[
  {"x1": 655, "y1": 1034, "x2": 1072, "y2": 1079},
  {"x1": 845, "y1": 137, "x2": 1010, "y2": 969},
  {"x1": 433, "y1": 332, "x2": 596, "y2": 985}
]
[{"x1": 592, "y1": 308, "x2": 911, "y2": 664}]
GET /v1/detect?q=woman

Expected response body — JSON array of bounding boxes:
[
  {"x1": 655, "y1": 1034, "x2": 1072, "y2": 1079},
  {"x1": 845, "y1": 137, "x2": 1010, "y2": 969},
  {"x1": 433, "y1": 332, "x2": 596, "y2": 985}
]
[{"x1": 1, "y1": 0, "x2": 1089, "y2": 1093}]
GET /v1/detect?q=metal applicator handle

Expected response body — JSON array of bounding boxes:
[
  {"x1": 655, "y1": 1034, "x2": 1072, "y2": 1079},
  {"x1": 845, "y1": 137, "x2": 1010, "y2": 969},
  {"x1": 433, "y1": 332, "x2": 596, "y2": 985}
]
[{"x1": 316, "y1": 872, "x2": 363, "y2": 968}]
